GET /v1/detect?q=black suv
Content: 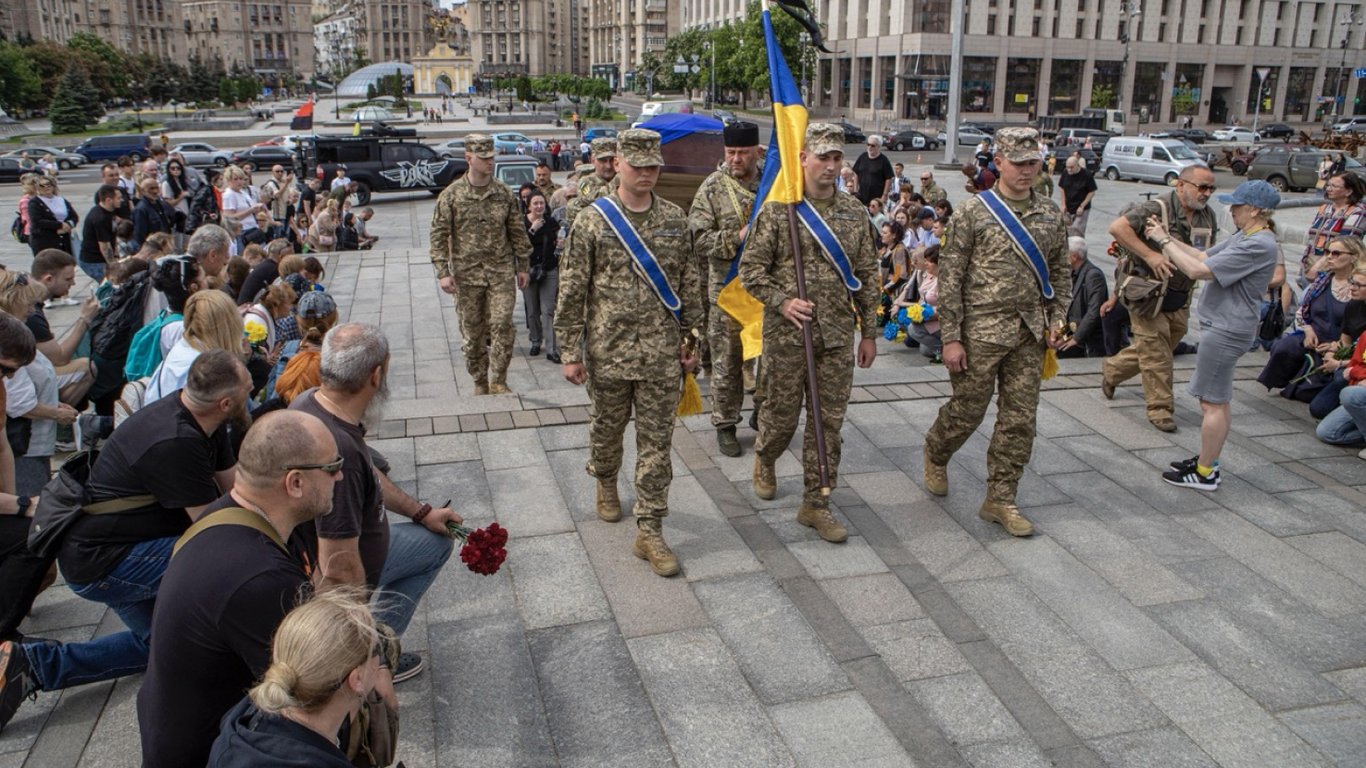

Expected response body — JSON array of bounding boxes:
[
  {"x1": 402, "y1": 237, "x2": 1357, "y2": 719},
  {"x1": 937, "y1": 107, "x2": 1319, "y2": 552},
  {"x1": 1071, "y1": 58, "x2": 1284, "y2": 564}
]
[{"x1": 296, "y1": 131, "x2": 467, "y2": 205}]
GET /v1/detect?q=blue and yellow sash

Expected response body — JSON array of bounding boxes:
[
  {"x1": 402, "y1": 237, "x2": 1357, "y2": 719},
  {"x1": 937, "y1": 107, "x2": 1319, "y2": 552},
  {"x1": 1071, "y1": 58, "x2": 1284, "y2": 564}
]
[
  {"x1": 592, "y1": 197, "x2": 683, "y2": 324},
  {"x1": 793, "y1": 200, "x2": 862, "y2": 293},
  {"x1": 976, "y1": 189, "x2": 1054, "y2": 301}
]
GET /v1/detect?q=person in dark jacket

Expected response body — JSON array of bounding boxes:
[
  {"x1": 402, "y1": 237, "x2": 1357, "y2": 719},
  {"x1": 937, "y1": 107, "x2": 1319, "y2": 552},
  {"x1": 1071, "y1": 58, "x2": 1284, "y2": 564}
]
[
  {"x1": 522, "y1": 192, "x2": 562, "y2": 361},
  {"x1": 207, "y1": 588, "x2": 396, "y2": 768},
  {"x1": 1059, "y1": 235, "x2": 1109, "y2": 358},
  {"x1": 186, "y1": 168, "x2": 223, "y2": 234},
  {"x1": 25, "y1": 176, "x2": 78, "y2": 256},
  {"x1": 132, "y1": 178, "x2": 177, "y2": 253}
]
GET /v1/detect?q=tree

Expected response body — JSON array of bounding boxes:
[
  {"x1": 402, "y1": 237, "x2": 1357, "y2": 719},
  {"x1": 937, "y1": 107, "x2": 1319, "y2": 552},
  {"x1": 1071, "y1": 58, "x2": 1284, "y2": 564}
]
[
  {"x1": 0, "y1": 41, "x2": 42, "y2": 114},
  {"x1": 1089, "y1": 84, "x2": 1116, "y2": 109},
  {"x1": 66, "y1": 32, "x2": 129, "y2": 101},
  {"x1": 185, "y1": 54, "x2": 223, "y2": 103},
  {"x1": 50, "y1": 64, "x2": 101, "y2": 133},
  {"x1": 1170, "y1": 86, "x2": 1197, "y2": 117}
]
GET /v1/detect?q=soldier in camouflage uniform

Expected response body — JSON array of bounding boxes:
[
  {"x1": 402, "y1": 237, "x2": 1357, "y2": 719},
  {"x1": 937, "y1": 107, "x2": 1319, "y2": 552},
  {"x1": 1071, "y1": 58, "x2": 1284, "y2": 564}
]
[
  {"x1": 534, "y1": 162, "x2": 561, "y2": 199},
  {"x1": 919, "y1": 172, "x2": 948, "y2": 204},
  {"x1": 429, "y1": 133, "x2": 532, "y2": 395},
  {"x1": 923, "y1": 127, "x2": 1071, "y2": 537},
  {"x1": 555, "y1": 129, "x2": 704, "y2": 577},
  {"x1": 689, "y1": 121, "x2": 763, "y2": 458},
  {"x1": 564, "y1": 137, "x2": 620, "y2": 230},
  {"x1": 740, "y1": 123, "x2": 881, "y2": 544}
]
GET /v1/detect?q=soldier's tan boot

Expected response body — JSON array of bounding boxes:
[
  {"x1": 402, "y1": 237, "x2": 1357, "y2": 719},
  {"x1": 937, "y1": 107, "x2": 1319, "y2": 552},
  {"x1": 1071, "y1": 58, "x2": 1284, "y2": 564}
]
[
  {"x1": 752, "y1": 455, "x2": 776, "y2": 500},
  {"x1": 595, "y1": 478, "x2": 622, "y2": 522},
  {"x1": 473, "y1": 379, "x2": 489, "y2": 396},
  {"x1": 979, "y1": 499, "x2": 1034, "y2": 537},
  {"x1": 797, "y1": 504, "x2": 847, "y2": 543},
  {"x1": 633, "y1": 520, "x2": 680, "y2": 577},
  {"x1": 923, "y1": 446, "x2": 948, "y2": 497},
  {"x1": 488, "y1": 381, "x2": 513, "y2": 395}
]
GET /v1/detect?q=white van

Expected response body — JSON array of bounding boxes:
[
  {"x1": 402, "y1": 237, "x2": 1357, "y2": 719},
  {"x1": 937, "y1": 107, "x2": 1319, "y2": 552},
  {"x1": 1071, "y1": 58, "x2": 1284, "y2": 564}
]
[
  {"x1": 1100, "y1": 137, "x2": 1206, "y2": 185},
  {"x1": 639, "y1": 99, "x2": 695, "y2": 119}
]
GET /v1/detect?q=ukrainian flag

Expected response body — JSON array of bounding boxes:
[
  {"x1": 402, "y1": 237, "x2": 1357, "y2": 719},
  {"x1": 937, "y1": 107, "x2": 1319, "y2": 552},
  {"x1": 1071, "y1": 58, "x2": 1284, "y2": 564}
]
[{"x1": 716, "y1": 0, "x2": 808, "y2": 360}]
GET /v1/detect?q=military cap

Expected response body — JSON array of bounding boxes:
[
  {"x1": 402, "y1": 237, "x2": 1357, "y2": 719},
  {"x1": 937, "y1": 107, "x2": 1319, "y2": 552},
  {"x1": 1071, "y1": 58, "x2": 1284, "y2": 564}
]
[
  {"x1": 724, "y1": 121, "x2": 761, "y2": 147},
  {"x1": 993, "y1": 127, "x2": 1043, "y2": 163},
  {"x1": 465, "y1": 133, "x2": 496, "y2": 158},
  {"x1": 805, "y1": 123, "x2": 845, "y2": 155},
  {"x1": 590, "y1": 137, "x2": 618, "y2": 158},
  {"x1": 617, "y1": 128, "x2": 664, "y2": 166}
]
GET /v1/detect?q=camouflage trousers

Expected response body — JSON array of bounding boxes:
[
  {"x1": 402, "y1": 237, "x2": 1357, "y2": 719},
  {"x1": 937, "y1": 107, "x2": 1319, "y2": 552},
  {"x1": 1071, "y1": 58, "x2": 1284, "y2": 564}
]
[
  {"x1": 754, "y1": 338, "x2": 854, "y2": 508},
  {"x1": 1102, "y1": 307, "x2": 1188, "y2": 422},
  {"x1": 708, "y1": 304, "x2": 745, "y2": 428},
  {"x1": 454, "y1": 281, "x2": 516, "y2": 386},
  {"x1": 585, "y1": 374, "x2": 678, "y2": 520},
  {"x1": 925, "y1": 324, "x2": 1045, "y2": 503}
]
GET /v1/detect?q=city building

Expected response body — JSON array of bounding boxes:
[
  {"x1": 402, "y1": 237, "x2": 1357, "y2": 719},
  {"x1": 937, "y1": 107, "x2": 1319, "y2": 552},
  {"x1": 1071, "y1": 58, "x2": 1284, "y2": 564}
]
[
  {"x1": 182, "y1": 0, "x2": 315, "y2": 85},
  {"x1": 314, "y1": 4, "x2": 364, "y2": 78},
  {"x1": 469, "y1": 0, "x2": 583, "y2": 78},
  {"x1": 587, "y1": 0, "x2": 678, "y2": 90},
  {"x1": 809, "y1": 0, "x2": 1366, "y2": 128},
  {"x1": 356, "y1": 0, "x2": 436, "y2": 64}
]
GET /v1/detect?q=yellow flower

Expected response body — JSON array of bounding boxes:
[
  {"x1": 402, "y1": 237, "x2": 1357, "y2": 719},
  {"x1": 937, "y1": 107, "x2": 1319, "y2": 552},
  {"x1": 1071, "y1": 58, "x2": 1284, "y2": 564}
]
[
  {"x1": 906, "y1": 304, "x2": 925, "y2": 324},
  {"x1": 244, "y1": 320, "x2": 268, "y2": 345}
]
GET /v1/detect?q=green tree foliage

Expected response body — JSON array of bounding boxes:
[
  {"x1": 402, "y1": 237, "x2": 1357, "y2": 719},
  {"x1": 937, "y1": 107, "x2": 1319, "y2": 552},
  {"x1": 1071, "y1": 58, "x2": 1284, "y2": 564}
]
[
  {"x1": 49, "y1": 64, "x2": 101, "y2": 133},
  {"x1": 1090, "y1": 84, "x2": 1116, "y2": 109},
  {"x1": 0, "y1": 41, "x2": 42, "y2": 114},
  {"x1": 1170, "y1": 86, "x2": 1197, "y2": 116},
  {"x1": 66, "y1": 32, "x2": 129, "y2": 99},
  {"x1": 185, "y1": 55, "x2": 225, "y2": 103}
]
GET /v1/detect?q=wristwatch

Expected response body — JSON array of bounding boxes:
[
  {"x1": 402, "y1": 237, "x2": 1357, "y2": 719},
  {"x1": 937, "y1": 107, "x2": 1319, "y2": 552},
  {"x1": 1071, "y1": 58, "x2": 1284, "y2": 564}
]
[{"x1": 16, "y1": 495, "x2": 31, "y2": 517}]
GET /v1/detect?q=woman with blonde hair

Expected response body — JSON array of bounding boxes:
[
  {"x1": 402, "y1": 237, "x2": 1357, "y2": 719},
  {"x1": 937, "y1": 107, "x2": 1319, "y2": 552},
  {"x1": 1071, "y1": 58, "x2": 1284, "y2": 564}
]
[
  {"x1": 308, "y1": 198, "x2": 339, "y2": 253},
  {"x1": 0, "y1": 271, "x2": 51, "y2": 320},
  {"x1": 208, "y1": 588, "x2": 395, "y2": 767},
  {"x1": 145, "y1": 290, "x2": 244, "y2": 404}
]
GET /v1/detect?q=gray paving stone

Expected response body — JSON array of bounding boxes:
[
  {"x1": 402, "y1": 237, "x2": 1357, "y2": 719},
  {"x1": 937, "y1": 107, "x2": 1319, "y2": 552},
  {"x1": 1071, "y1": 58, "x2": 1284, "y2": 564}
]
[
  {"x1": 988, "y1": 535, "x2": 1193, "y2": 671},
  {"x1": 818, "y1": 573, "x2": 926, "y2": 628},
  {"x1": 628, "y1": 628, "x2": 796, "y2": 768},
  {"x1": 1172, "y1": 509, "x2": 1366, "y2": 618},
  {"x1": 768, "y1": 691, "x2": 917, "y2": 768},
  {"x1": 860, "y1": 619, "x2": 971, "y2": 682},
  {"x1": 526, "y1": 620, "x2": 675, "y2": 768},
  {"x1": 693, "y1": 573, "x2": 850, "y2": 705},
  {"x1": 846, "y1": 402, "x2": 922, "y2": 448},
  {"x1": 487, "y1": 466, "x2": 575, "y2": 538},
  {"x1": 905, "y1": 671, "x2": 1026, "y2": 746},
  {"x1": 786, "y1": 536, "x2": 889, "y2": 581},
  {"x1": 1032, "y1": 515, "x2": 1204, "y2": 606},
  {"x1": 1277, "y1": 702, "x2": 1366, "y2": 767},
  {"x1": 1323, "y1": 667, "x2": 1366, "y2": 708},
  {"x1": 1286, "y1": 531, "x2": 1366, "y2": 589},
  {"x1": 1045, "y1": 473, "x2": 1224, "y2": 564},
  {"x1": 664, "y1": 475, "x2": 764, "y2": 583},
  {"x1": 507, "y1": 532, "x2": 611, "y2": 630},
  {"x1": 1086, "y1": 727, "x2": 1218, "y2": 768},
  {"x1": 1040, "y1": 390, "x2": 1178, "y2": 450},
  {"x1": 412, "y1": 432, "x2": 481, "y2": 464},
  {"x1": 1181, "y1": 473, "x2": 1334, "y2": 537},
  {"x1": 369, "y1": 436, "x2": 416, "y2": 482},
  {"x1": 416, "y1": 460, "x2": 493, "y2": 519},
  {"x1": 1279, "y1": 488, "x2": 1366, "y2": 546},
  {"x1": 1251, "y1": 431, "x2": 1357, "y2": 460},
  {"x1": 430, "y1": 614, "x2": 556, "y2": 766},
  {"x1": 478, "y1": 428, "x2": 551, "y2": 470},
  {"x1": 1056, "y1": 434, "x2": 1219, "y2": 513},
  {"x1": 1146, "y1": 600, "x2": 1349, "y2": 712},
  {"x1": 1125, "y1": 661, "x2": 1263, "y2": 725},
  {"x1": 1309, "y1": 455, "x2": 1366, "y2": 486},
  {"x1": 538, "y1": 423, "x2": 591, "y2": 451},
  {"x1": 1181, "y1": 711, "x2": 1331, "y2": 768},
  {"x1": 958, "y1": 740, "x2": 1055, "y2": 768},
  {"x1": 575, "y1": 522, "x2": 710, "y2": 639},
  {"x1": 946, "y1": 577, "x2": 1167, "y2": 739}
]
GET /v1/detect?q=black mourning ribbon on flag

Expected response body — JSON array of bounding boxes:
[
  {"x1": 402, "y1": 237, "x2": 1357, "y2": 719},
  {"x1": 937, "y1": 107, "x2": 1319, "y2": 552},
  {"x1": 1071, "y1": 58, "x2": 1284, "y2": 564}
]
[{"x1": 772, "y1": 0, "x2": 836, "y2": 53}]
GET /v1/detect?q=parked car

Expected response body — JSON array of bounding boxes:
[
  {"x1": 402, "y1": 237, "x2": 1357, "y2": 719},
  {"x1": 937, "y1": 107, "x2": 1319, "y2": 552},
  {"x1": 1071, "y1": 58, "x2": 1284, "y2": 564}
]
[
  {"x1": 1247, "y1": 148, "x2": 1366, "y2": 192},
  {"x1": 1100, "y1": 137, "x2": 1206, "y2": 185},
  {"x1": 0, "y1": 157, "x2": 27, "y2": 183},
  {"x1": 1227, "y1": 144, "x2": 1311, "y2": 175},
  {"x1": 170, "y1": 142, "x2": 234, "y2": 167},
  {"x1": 351, "y1": 106, "x2": 395, "y2": 123},
  {"x1": 492, "y1": 132, "x2": 535, "y2": 153},
  {"x1": 494, "y1": 155, "x2": 539, "y2": 190},
  {"x1": 1330, "y1": 116, "x2": 1366, "y2": 134},
  {"x1": 2, "y1": 146, "x2": 87, "y2": 169},
  {"x1": 885, "y1": 129, "x2": 939, "y2": 151},
  {"x1": 1212, "y1": 126, "x2": 1258, "y2": 142},
  {"x1": 297, "y1": 133, "x2": 465, "y2": 205},
  {"x1": 936, "y1": 126, "x2": 992, "y2": 147},
  {"x1": 1048, "y1": 146, "x2": 1100, "y2": 174},
  {"x1": 72, "y1": 133, "x2": 152, "y2": 163},
  {"x1": 430, "y1": 137, "x2": 466, "y2": 158},
  {"x1": 229, "y1": 146, "x2": 296, "y2": 171},
  {"x1": 1256, "y1": 122, "x2": 1295, "y2": 140},
  {"x1": 711, "y1": 110, "x2": 737, "y2": 124},
  {"x1": 834, "y1": 121, "x2": 866, "y2": 144},
  {"x1": 582, "y1": 127, "x2": 618, "y2": 142}
]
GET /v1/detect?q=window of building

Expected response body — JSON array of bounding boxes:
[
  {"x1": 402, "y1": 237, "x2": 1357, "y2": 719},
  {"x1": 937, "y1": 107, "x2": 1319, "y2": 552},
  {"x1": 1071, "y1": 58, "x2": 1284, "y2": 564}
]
[
  {"x1": 1004, "y1": 57, "x2": 1040, "y2": 114},
  {"x1": 1092, "y1": 60, "x2": 1122, "y2": 107},
  {"x1": 1133, "y1": 61, "x2": 1165, "y2": 118},
  {"x1": 1050, "y1": 59, "x2": 1082, "y2": 113},
  {"x1": 1285, "y1": 66, "x2": 1315, "y2": 120},
  {"x1": 987, "y1": 14, "x2": 996, "y2": 34},
  {"x1": 962, "y1": 56, "x2": 996, "y2": 112}
]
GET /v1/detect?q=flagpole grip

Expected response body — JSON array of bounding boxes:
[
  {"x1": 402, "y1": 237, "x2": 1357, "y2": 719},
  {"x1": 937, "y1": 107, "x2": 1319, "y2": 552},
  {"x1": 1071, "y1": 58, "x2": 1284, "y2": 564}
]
[{"x1": 785, "y1": 203, "x2": 831, "y2": 493}]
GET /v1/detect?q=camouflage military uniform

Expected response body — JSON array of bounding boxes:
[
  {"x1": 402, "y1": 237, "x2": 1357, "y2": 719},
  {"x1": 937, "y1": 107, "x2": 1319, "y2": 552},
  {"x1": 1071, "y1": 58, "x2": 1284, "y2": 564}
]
[
  {"x1": 689, "y1": 162, "x2": 761, "y2": 429},
  {"x1": 564, "y1": 137, "x2": 620, "y2": 231},
  {"x1": 554, "y1": 186, "x2": 703, "y2": 522},
  {"x1": 1102, "y1": 190, "x2": 1218, "y2": 426},
  {"x1": 429, "y1": 140, "x2": 531, "y2": 390},
  {"x1": 535, "y1": 178, "x2": 562, "y2": 198},
  {"x1": 924, "y1": 167, "x2": 1070, "y2": 504},
  {"x1": 740, "y1": 192, "x2": 880, "y2": 509},
  {"x1": 920, "y1": 180, "x2": 948, "y2": 204}
]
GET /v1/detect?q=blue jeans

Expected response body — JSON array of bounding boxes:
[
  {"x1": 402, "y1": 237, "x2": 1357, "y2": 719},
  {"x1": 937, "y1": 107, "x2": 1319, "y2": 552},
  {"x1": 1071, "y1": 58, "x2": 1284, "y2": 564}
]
[
  {"x1": 1317, "y1": 385, "x2": 1366, "y2": 446},
  {"x1": 373, "y1": 522, "x2": 453, "y2": 636},
  {"x1": 77, "y1": 259, "x2": 106, "y2": 284},
  {"x1": 24, "y1": 536, "x2": 175, "y2": 690}
]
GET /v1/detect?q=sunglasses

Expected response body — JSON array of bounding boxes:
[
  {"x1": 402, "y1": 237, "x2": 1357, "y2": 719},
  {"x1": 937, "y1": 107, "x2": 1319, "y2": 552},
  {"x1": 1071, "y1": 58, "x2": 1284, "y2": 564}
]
[
  {"x1": 284, "y1": 456, "x2": 345, "y2": 474},
  {"x1": 1180, "y1": 181, "x2": 1217, "y2": 193},
  {"x1": 1324, "y1": 249, "x2": 1354, "y2": 257},
  {"x1": 1349, "y1": 278, "x2": 1366, "y2": 288},
  {"x1": 920, "y1": 177, "x2": 931, "y2": 181}
]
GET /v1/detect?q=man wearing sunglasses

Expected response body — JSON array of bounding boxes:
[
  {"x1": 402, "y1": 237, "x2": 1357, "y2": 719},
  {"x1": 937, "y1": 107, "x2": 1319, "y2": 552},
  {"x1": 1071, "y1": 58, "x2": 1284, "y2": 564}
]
[
  {"x1": 1101, "y1": 164, "x2": 1219, "y2": 433},
  {"x1": 0, "y1": 351, "x2": 252, "y2": 735}
]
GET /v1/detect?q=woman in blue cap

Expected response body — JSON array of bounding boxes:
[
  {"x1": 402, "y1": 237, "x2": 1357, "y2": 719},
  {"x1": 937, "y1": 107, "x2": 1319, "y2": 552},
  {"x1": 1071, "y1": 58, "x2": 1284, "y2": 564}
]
[{"x1": 1143, "y1": 179, "x2": 1281, "y2": 490}]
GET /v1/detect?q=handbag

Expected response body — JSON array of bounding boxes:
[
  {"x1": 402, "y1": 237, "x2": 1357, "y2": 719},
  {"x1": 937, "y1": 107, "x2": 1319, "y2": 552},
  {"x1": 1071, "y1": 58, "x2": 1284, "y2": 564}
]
[
  {"x1": 1258, "y1": 290, "x2": 1287, "y2": 342},
  {"x1": 1114, "y1": 198, "x2": 1171, "y2": 319},
  {"x1": 28, "y1": 449, "x2": 156, "y2": 559}
]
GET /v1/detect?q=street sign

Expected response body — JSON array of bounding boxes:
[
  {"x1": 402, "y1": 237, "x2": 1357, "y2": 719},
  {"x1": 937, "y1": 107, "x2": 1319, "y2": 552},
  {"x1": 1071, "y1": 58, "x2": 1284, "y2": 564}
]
[
  {"x1": 1256, "y1": 67, "x2": 1271, "y2": 81},
  {"x1": 1355, "y1": 67, "x2": 1366, "y2": 79}
]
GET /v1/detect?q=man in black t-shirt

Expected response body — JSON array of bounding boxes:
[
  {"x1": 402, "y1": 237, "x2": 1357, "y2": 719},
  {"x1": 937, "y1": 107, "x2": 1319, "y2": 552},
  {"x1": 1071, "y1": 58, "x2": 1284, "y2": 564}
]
[
  {"x1": 0, "y1": 352, "x2": 250, "y2": 736},
  {"x1": 1058, "y1": 156, "x2": 1098, "y2": 235},
  {"x1": 851, "y1": 135, "x2": 894, "y2": 206},
  {"x1": 80, "y1": 185, "x2": 121, "y2": 283},
  {"x1": 137, "y1": 409, "x2": 343, "y2": 768}
]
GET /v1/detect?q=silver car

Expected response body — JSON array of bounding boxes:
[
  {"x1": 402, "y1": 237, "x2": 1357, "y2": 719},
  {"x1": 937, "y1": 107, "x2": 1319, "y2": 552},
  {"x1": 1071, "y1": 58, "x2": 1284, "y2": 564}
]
[
  {"x1": 2, "y1": 146, "x2": 87, "y2": 169},
  {"x1": 171, "y1": 143, "x2": 234, "y2": 167}
]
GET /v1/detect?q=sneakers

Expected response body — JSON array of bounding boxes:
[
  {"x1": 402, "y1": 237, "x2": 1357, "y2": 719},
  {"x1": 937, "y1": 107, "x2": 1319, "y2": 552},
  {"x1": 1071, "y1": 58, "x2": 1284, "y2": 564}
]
[
  {"x1": 979, "y1": 500, "x2": 1035, "y2": 537},
  {"x1": 488, "y1": 381, "x2": 512, "y2": 395},
  {"x1": 1167, "y1": 455, "x2": 1221, "y2": 481},
  {"x1": 717, "y1": 426, "x2": 741, "y2": 457},
  {"x1": 1162, "y1": 464, "x2": 1220, "y2": 491},
  {"x1": 633, "y1": 523, "x2": 680, "y2": 577},
  {"x1": 752, "y1": 455, "x2": 776, "y2": 500},
  {"x1": 0, "y1": 641, "x2": 39, "y2": 735},
  {"x1": 797, "y1": 504, "x2": 847, "y2": 543},
  {"x1": 595, "y1": 478, "x2": 622, "y2": 522},
  {"x1": 390, "y1": 652, "x2": 424, "y2": 684},
  {"x1": 529, "y1": 343, "x2": 541, "y2": 356},
  {"x1": 923, "y1": 446, "x2": 948, "y2": 496}
]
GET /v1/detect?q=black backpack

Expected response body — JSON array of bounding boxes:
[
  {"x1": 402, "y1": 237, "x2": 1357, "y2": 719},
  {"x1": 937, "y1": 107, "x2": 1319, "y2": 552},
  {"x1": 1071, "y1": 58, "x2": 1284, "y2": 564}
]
[
  {"x1": 186, "y1": 184, "x2": 220, "y2": 232},
  {"x1": 89, "y1": 271, "x2": 152, "y2": 362},
  {"x1": 10, "y1": 212, "x2": 27, "y2": 244}
]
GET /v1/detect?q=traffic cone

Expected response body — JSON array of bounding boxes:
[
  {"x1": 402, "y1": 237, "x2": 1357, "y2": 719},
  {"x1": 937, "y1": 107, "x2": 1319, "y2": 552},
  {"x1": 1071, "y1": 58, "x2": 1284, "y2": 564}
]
[{"x1": 917, "y1": 153, "x2": 923, "y2": 164}]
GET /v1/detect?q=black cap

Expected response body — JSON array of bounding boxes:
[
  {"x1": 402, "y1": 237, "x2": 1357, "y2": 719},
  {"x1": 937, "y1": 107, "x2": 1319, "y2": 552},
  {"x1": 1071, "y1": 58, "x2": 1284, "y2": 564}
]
[{"x1": 723, "y1": 121, "x2": 760, "y2": 148}]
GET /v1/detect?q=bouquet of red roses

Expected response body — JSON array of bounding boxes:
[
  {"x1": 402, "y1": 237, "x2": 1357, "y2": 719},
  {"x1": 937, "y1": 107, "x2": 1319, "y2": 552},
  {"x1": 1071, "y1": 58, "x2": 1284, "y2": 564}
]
[{"x1": 447, "y1": 521, "x2": 508, "y2": 575}]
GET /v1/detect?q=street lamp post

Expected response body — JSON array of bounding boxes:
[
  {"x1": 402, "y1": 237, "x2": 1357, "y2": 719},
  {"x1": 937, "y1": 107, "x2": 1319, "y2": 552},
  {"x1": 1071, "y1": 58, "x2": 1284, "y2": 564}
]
[
  {"x1": 1332, "y1": 8, "x2": 1363, "y2": 121},
  {"x1": 1119, "y1": 0, "x2": 1142, "y2": 118}
]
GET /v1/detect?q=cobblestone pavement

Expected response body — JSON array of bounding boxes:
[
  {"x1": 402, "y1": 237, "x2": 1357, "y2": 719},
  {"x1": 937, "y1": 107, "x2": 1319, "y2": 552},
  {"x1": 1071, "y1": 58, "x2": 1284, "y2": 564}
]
[{"x1": 0, "y1": 172, "x2": 1363, "y2": 767}]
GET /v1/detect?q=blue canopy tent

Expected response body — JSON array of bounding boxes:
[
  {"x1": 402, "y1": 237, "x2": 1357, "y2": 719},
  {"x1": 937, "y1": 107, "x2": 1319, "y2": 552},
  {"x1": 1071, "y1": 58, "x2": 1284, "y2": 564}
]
[
  {"x1": 634, "y1": 113, "x2": 726, "y2": 211},
  {"x1": 637, "y1": 113, "x2": 726, "y2": 145}
]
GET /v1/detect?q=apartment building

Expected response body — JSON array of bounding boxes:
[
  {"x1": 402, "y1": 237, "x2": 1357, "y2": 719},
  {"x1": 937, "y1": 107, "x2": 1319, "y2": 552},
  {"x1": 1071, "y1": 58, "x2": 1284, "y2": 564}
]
[
  {"x1": 587, "y1": 0, "x2": 678, "y2": 89},
  {"x1": 182, "y1": 0, "x2": 314, "y2": 83},
  {"x1": 357, "y1": 0, "x2": 435, "y2": 63},
  {"x1": 468, "y1": 0, "x2": 586, "y2": 77}
]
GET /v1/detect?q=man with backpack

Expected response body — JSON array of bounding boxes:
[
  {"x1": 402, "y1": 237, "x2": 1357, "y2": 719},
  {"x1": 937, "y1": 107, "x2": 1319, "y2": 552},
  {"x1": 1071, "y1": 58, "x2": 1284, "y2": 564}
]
[{"x1": 0, "y1": 351, "x2": 251, "y2": 735}]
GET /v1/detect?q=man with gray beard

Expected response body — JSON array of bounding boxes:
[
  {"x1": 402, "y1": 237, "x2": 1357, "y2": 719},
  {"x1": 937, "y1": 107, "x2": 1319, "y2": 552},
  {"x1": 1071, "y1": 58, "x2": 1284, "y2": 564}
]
[{"x1": 288, "y1": 323, "x2": 461, "y2": 683}]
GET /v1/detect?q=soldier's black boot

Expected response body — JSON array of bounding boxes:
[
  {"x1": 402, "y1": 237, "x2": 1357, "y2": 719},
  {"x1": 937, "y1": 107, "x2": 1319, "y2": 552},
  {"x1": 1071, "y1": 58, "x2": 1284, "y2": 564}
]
[{"x1": 717, "y1": 426, "x2": 741, "y2": 457}]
